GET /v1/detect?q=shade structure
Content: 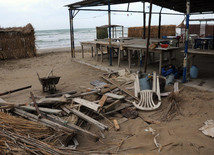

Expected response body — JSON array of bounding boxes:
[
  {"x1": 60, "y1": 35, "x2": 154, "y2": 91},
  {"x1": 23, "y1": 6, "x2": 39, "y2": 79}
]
[{"x1": 66, "y1": 0, "x2": 214, "y2": 14}]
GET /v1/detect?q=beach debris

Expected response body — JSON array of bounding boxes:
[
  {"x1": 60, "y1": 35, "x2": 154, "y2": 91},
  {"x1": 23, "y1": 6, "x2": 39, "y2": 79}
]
[
  {"x1": 35, "y1": 96, "x2": 67, "y2": 106},
  {"x1": 113, "y1": 119, "x2": 120, "y2": 131},
  {"x1": 121, "y1": 107, "x2": 138, "y2": 119},
  {"x1": 30, "y1": 92, "x2": 42, "y2": 118},
  {"x1": 19, "y1": 105, "x2": 62, "y2": 115},
  {"x1": 199, "y1": 120, "x2": 214, "y2": 138},
  {"x1": 154, "y1": 134, "x2": 162, "y2": 152},
  {"x1": 73, "y1": 98, "x2": 101, "y2": 112},
  {"x1": 105, "y1": 93, "x2": 125, "y2": 100},
  {"x1": 0, "y1": 85, "x2": 32, "y2": 97},
  {"x1": 101, "y1": 75, "x2": 139, "y2": 101},
  {"x1": 161, "y1": 82, "x2": 181, "y2": 121},
  {"x1": 145, "y1": 127, "x2": 162, "y2": 152},
  {"x1": 45, "y1": 90, "x2": 77, "y2": 98},
  {"x1": 90, "y1": 80, "x2": 107, "y2": 88},
  {"x1": 61, "y1": 105, "x2": 108, "y2": 131},
  {"x1": 145, "y1": 127, "x2": 156, "y2": 135}
]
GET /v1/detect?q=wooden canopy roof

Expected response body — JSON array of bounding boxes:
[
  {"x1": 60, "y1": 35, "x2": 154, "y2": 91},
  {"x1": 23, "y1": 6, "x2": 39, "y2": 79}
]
[{"x1": 66, "y1": 0, "x2": 214, "y2": 14}]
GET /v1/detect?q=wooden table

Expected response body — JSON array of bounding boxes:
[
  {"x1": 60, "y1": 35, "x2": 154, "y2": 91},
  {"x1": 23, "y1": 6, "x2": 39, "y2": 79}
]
[
  {"x1": 80, "y1": 41, "x2": 100, "y2": 60},
  {"x1": 121, "y1": 44, "x2": 180, "y2": 74},
  {"x1": 81, "y1": 41, "x2": 127, "y2": 62}
]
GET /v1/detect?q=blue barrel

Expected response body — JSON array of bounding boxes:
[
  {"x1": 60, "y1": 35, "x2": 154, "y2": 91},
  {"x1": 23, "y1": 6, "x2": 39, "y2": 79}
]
[{"x1": 190, "y1": 65, "x2": 198, "y2": 78}]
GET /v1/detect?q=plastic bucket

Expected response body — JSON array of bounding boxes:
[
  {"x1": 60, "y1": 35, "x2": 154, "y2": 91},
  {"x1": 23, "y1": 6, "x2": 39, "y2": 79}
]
[{"x1": 190, "y1": 65, "x2": 198, "y2": 79}]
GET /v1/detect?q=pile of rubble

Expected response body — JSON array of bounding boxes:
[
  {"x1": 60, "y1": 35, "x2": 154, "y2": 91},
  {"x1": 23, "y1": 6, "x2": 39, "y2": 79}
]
[{"x1": 0, "y1": 70, "x2": 181, "y2": 154}]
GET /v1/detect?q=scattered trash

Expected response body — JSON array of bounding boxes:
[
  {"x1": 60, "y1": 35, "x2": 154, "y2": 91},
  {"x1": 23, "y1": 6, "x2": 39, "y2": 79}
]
[
  {"x1": 121, "y1": 107, "x2": 138, "y2": 119},
  {"x1": 199, "y1": 120, "x2": 214, "y2": 138}
]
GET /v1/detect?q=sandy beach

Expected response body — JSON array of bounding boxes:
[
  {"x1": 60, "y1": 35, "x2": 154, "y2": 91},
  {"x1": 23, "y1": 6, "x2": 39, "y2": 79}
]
[{"x1": 0, "y1": 48, "x2": 214, "y2": 154}]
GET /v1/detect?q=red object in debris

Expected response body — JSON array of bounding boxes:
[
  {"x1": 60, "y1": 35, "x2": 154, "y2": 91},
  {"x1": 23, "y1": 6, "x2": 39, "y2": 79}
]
[{"x1": 160, "y1": 44, "x2": 169, "y2": 48}]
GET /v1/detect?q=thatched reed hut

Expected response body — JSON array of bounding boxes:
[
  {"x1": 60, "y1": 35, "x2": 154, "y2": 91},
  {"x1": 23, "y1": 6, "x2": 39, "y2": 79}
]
[
  {"x1": 128, "y1": 25, "x2": 176, "y2": 38},
  {"x1": 0, "y1": 24, "x2": 36, "y2": 60}
]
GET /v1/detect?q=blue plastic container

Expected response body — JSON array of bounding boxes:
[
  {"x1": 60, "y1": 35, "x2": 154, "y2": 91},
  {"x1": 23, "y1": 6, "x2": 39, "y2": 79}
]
[{"x1": 190, "y1": 65, "x2": 198, "y2": 78}]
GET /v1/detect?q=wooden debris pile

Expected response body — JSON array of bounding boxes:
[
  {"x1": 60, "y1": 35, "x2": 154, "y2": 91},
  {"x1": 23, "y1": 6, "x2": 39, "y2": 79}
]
[{"x1": 0, "y1": 71, "x2": 182, "y2": 153}]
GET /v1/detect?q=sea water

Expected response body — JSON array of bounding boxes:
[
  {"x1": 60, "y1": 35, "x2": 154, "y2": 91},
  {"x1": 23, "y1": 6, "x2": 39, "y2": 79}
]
[
  {"x1": 35, "y1": 28, "x2": 96, "y2": 49},
  {"x1": 35, "y1": 28, "x2": 128, "y2": 49}
]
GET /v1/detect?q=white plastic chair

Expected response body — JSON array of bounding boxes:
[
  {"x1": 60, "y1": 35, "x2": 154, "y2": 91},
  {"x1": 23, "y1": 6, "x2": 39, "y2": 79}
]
[{"x1": 133, "y1": 72, "x2": 161, "y2": 111}]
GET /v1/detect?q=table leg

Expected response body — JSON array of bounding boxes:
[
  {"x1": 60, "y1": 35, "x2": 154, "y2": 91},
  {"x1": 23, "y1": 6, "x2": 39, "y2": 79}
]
[
  {"x1": 101, "y1": 46, "x2": 103, "y2": 62},
  {"x1": 91, "y1": 46, "x2": 93, "y2": 57},
  {"x1": 159, "y1": 52, "x2": 163, "y2": 75},
  {"x1": 128, "y1": 50, "x2": 131, "y2": 69},
  {"x1": 95, "y1": 45, "x2": 98, "y2": 61},
  {"x1": 118, "y1": 49, "x2": 121, "y2": 67},
  {"x1": 81, "y1": 45, "x2": 84, "y2": 58}
]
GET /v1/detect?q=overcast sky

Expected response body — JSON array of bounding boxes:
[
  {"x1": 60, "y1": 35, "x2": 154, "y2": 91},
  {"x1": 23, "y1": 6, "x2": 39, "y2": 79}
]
[{"x1": 0, "y1": 0, "x2": 213, "y2": 30}]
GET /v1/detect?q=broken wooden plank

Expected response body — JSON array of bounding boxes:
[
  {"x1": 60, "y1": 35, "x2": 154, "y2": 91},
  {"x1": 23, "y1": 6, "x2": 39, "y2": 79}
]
[
  {"x1": 61, "y1": 105, "x2": 108, "y2": 131},
  {"x1": 104, "y1": 103, "x2": 133, "y2": 115},
  {"x1": 98, "y1": 95, "x2": 108, "y2": 107},
  {"x1": 101, "y1": 75, "x2": 139, "y2": 101},
  {"x1": 19, "y1": 106, "x2": 62, "y2": 115},
  {"x1": 73, "y1": 98, "x2": 100, "y2": 112},
  {"x1": 35, "y1": 97, "x2": 67, "y2": 106},
  {"x1": 105, "y1": 93, "x2": 125, "y2": 100},
  {"x1": 0, "y1": 85, "x2": 32, "y2": 96},
  {"x1": 30, "y1": 92, "x2": 42, "y2": 118},
  {"x1": 113, "y1": 119, "x2": 120, "y2": 131},
  {"x1": 13, "y1": 108, "x2": 99, "y2": 141},
  {"x1": 45, "y1": 90, "x2": 77, "y2": 98},
  {"x1": 103, "y1": 100, "x2": 120, "y2": 112}
]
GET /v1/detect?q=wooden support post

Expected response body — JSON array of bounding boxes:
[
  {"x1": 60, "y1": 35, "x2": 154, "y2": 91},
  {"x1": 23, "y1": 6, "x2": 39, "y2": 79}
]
[
  {"x1": 69, "y1": 8, "x2": 75, "y2": 58},
  {"x1": 144, "y1": 0, "x2": 153, "y2": 73},
  {"x1": 143, "y1": 1, "x2": 146, "y2": 39},
  {"x1": 158, "y1": 8, "x2": 163, "y2": 39}
]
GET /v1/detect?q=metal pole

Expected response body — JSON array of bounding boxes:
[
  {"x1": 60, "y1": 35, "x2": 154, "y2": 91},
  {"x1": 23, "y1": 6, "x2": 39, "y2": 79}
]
[
  {"x1": 182, "y1": 0, "x2": 190, "y2": 82},
  {"x1": 69, "y1": 8, "x2": 75, "y2": 58},
  {"x1": 144, "y1": 0, "x2": 152, "y2": 73},
  {"x1": 143, "y1": 1, "x2": 146, "y2": 39},
  {"x1": 108, "y1": 0, "x2": 112, "y2": 66},
  {"x1": 158, "y1": 8, "x2": 163, "y2": 38}
]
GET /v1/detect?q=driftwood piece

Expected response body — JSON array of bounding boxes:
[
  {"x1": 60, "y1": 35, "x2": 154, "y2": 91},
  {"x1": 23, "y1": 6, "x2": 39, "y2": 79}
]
[
  {"x1": 67, "y1": 90, "x2": 99, "y2": 99},
  {"x1": 62, "y1": 105, "x2": 108, "y2": 131},
  {"x1": 104, "y1": 103, "x2": 133, "y2": 115},
  {"x1": 73, "y1": 98, "x2": 100, "y2": 112},
  {"x1": 19, "y1": 106, "x2": 62, "y2": 115},
  {"x1": 13, "y1": 108, "x2": 99, "y2": 141},
  {"x1": 105, "y1": 93, "x2": 125, "y2": 100},
  {"x1": 98, "y1": 95, "x2": 108, "y2": 107},
  {"x1": 35, "y1": 97, "x2": 67, "y2": 106},
  {"x1": 113, "y1": 119, "x2": 120, "y2": 131},
  {"x1": 103, "y1": 100, "x2": 120, "y2": 112},
  {"x1": 30, "y1": 92, "x2": 42, "y2": 118},
  {"x1": 0, "y1": 85, "x2": 32, "y2": 97},
  {"x1": 101, "y1": 75, "x2": 139, "y2": 101},
  {"x1": 45, "y1": 90, "x2": 77, "y2": 98}
]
